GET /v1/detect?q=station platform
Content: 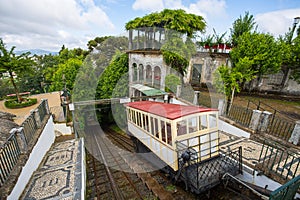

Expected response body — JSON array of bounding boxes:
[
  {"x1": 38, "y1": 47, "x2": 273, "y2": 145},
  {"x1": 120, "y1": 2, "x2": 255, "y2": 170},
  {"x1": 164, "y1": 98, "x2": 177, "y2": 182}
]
[{"x1": 21, "y1": 138, "x2": 85, "y2": 199}]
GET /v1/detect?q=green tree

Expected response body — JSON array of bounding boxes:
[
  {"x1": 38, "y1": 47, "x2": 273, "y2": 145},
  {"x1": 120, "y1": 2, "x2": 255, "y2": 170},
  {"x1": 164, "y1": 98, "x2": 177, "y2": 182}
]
[
  {"x1": 125, "y1": 9, "x2": 206, "y2": 37},
  {"x1": 230, "y1": 11, "x2": 257, "y2": 47},
  {"x1": 230, "y1": 32, "x2": 282, "y2": 90},
  {"x1": 50, "y1": 58, "x2": 83, "y2": 92},
  {"x1": 96, "y1": 52, "x2": 129, "y2": 99},
  {"x1": 165, "y1": 74, "x2": 181, "y2": 93},
  {"x1": 0, "y1": 38, "x2": 35, "y2": 102},
  {"x1": 87, "y1": 36, "x2": 110, "y2": 52},
  {"x1": 290, "y1": 35, "x2": 300, "y2": 83},
  {"x1": 214, "y1": 57, "x2": 255, "y2": 111}
]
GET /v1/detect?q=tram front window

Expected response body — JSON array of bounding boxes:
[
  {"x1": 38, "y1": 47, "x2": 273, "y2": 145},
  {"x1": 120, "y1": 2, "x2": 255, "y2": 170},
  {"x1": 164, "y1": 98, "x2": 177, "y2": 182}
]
[{"x1": 177, "y1": 120, "x2": 187, "y2": 136}]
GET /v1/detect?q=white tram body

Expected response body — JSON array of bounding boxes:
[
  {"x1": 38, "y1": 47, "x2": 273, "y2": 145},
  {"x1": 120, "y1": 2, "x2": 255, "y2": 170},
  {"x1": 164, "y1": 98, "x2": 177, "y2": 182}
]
[{"x1": 126, "y1": 101, "x2": 220, "y2": 171}]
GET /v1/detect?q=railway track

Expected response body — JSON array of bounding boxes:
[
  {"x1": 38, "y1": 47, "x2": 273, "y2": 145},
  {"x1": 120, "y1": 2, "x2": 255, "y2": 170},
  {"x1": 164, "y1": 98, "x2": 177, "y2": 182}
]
[
  {"x1": 85, "y1": 125, "x2": 200, "y2": 200},
  {"x1": 85, "y1": 125, "x2": 247, "y2": 200},
  {"x1": 85, "y1": 125, "x2": 155, "y2": 199}
]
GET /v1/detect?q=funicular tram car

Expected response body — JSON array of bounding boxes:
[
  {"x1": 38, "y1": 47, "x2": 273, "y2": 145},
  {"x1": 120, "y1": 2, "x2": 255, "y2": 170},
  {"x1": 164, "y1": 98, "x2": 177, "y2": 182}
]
[{"x1": 126, "y1": 101, "x2": 242, "y2": 194}]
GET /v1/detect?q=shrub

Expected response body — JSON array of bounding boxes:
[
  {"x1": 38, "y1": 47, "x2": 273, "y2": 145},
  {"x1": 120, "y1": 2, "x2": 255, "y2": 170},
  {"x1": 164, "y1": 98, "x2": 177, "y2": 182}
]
[
  {"x1": 4, "y1": 98, "x2": 37, "y2": 109},
  {"x1": 165, "y1": 74, "x2": 181, "y2": 93}
]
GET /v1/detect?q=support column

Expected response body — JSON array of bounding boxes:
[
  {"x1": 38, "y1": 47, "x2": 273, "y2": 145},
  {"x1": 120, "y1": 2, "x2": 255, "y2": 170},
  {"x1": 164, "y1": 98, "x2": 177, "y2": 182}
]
[
  {"x1": 249, "y1": 110, "x2": 262, "y2": 131},
  {"x1": 32, "y1": 109, "x2": 41, "y2": 128},
  {"x1": 42, "y1": 99, "x2": 50, "y2": 114},
  {"x1": 289, "y1": 121, "x2": 300, "y2": 145},
  {"x1": 258, "y1": 111, "x2": 272, "y2": 132},
  {"x1": 11, "y1": 127, "x2": 28, "y2": 153},
  {"x1": 218, "y1": 99, "x2": 226, "y2": 116},
  {"x1": 129, "y1": 30, "x2": 133, "y2": 50},
  {"x1": 176, "y1": 85, "x2": 181, "y2": 97},
  {"x1": 193, "y1": 91, "x2": 200, "y2": 105}
]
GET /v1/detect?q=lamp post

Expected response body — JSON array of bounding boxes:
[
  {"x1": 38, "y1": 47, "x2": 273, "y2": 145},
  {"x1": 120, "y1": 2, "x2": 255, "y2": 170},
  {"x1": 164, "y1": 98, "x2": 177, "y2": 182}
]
[
  {"x1": 289, "y1": 17, "x2": 300, "y2": 43},
  {"x1": 281, "y1": 17, "x2": 300, "y2": 89}
]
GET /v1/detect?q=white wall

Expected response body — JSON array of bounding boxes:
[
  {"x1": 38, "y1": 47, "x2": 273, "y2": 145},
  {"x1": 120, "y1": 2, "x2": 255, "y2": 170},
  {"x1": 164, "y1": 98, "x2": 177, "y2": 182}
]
[
  {"x1": 218, "y1": 118, "x2": 250, "y2": 138},
  {"x1": 8, "y1": 116, "x2": 55, "y2": 200}
]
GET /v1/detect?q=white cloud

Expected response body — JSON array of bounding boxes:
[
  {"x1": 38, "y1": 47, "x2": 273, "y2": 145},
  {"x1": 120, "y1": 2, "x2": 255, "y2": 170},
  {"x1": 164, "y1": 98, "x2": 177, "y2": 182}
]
[
  {"x1": 256, "y1": 8, "x2": 300, "y2": 37},
  {"x1": 0, "y1": 0, "x2": 115, "y2": 51},
  {"x1": 132, "y1": 0, "x2": 164, "y2": 11},
  {"x1": 188, "y1": 0, "x2": 226, "y2": 18}
]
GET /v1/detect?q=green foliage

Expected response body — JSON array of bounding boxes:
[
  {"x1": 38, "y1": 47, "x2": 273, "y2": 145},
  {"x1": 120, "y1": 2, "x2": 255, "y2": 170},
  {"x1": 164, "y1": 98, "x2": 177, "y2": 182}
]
[
  {"x1": 161, "y1": 33, "x2": 196, "y2": 76},
  {"x1": 214, "y1": 58, "x2": 255, "y2": 102},
  {"x1": 96, "y1": 52, "x2": 129, "y2": 99},
  {"x1": 165, "y1": 74, "x2": 181, "y2": 93},
  {"x1": 87, "y1": 36, "x2": 110, "y2": 52},
  {"x1": 49, "y1": 58, "x2": 83, "y2": 92},
  {"x1": 230, "y1": 32, "x2": 282, "y2": 82},
  {"x1": 125, "y1": 9, "x2": 206, "y2": 37},
  {"x1": 230, "y1": 11, "x2": 257, "y2": 47},
  {"x1": 4, "y1": 98, "x2": 37, "y2": 109},
  {"x1": 0, "y1": 38, "x2": 36, "y2": 102},
  {"x1": 290, "y1": 35, "x2": 300, "y2": 83}
]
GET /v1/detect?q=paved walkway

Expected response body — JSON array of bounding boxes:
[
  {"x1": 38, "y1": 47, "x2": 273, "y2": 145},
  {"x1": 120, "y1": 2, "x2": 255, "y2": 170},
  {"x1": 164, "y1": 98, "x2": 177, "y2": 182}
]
[
  {"x1": 0, "y1": 92, "x2": 63, "y2": 124},
  {"x1": 21, "y1": 138, "x2": 84, "y2": 200}
]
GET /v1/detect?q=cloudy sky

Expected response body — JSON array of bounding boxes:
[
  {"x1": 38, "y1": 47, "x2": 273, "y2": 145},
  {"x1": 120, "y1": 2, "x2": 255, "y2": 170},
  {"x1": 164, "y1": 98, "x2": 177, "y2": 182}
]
[{"x1": 0, "y1": 0, "x2": 300, "y2": 51}]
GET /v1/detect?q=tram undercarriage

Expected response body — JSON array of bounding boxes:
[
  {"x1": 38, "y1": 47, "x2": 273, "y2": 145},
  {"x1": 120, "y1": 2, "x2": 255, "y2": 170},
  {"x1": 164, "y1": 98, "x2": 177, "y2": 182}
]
[{"x1": 131, "y1": 135, "x2": 243, "y2": 195}]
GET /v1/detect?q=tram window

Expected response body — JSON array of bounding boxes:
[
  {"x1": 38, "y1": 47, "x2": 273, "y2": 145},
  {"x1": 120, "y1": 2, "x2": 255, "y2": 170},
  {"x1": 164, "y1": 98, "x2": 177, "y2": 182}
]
[
  {"x1": 200, "y1": 115, "x2": 208, "y2": 129},
  {"x1": 144, "y1": 114, "x2": 149, "y2": 132},
  {"x1": 177, "y1": 120, "x2": 187, "y2": 136},
  {"x1": 154, "y1": 118, "x2": 159, "y2": 138},
  {"x1": 150, "y1": 117, "x2": 154, "y2": 135},
  {"x1": 137, "y1": 112, "x2": 141, "y2": 127},
  {"x1": 209, "y1": 114, "x2": 217, "y2": 128},
  {"x1": 166, "y1": 123, "x2": 172, "y2": 145},
  {"x1": 161, "y1": 121, "x2": 166, "y2": 142},
  {"x1": 132, "y1": 110, "x2": 136, "y2": 124},
  {"x1": 188, "y1": 117, "x2": 197, "y2": 134}
]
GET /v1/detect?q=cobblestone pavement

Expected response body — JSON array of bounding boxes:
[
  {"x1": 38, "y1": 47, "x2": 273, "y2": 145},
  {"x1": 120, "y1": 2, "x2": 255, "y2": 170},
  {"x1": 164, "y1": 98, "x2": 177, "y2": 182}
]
[
  {"x1": 21, "y1": 139, "x2": 84, "y2": 200},
  {"x1": 0, "y1": 92, "x2": 62, "y2": 124}
]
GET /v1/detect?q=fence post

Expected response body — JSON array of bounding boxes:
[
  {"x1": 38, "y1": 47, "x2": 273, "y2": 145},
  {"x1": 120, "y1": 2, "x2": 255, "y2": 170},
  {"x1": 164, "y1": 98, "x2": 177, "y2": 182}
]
[
  {"x1": 193, "y1": 91, "x2": 200, "y2": 105},
  {"x1": 42, "y1": 99, "x2": 50, "y2": 115},
  {"x1": 258, "y1": 111, "x2": 272, "y2": 132},
  {"x1": 288, "y1": 121, "x2": 300, "y2": 145},
  {"x1": 13, "y1": 127, "x2": 28, "y2": 153},
  {"x1": 249, "y1": 110, "x2": 262, "y2": 131},
  {"x1": 218, "y1": 99, "x2": 226, "y2": 116},
  {"x1": 176, "y1": 85, "x2": 182, "y2": 97},
  {"x1": 32, "y1": 109, "x2": 41, "y2": 128}
]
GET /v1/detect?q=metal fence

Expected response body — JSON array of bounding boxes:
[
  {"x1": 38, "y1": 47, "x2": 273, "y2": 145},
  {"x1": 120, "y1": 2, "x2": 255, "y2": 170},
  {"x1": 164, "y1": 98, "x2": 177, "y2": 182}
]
[
  {"x1": 0, "y1": 134, "x2": 21, "y2": 186},
  {"x1": 267, "y1": 117, "x2": 296, "y2": 141},
  {"x1": 256, "y1": 140, "x2": 300, "y2": 183},
  {"x1": 226, "y1": 104, "x2": 253, "y2": 127},
  {"x1": 269, "y1": 175, "x2": 300, "y2": 200},
  {"x1": 0, "y1": 99, "x2": 49, "y2": 187}
]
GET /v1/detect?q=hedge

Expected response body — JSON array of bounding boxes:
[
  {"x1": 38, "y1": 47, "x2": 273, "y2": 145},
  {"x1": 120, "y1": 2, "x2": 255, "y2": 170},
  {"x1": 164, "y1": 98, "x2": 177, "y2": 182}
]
[{"x1": 4, "y1": 98, "x2": 37, "y2": 109}]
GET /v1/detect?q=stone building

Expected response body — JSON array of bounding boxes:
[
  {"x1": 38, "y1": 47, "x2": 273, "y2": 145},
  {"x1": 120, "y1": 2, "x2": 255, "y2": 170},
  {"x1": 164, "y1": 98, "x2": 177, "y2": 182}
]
[{"x1": 127, "y1": 29, "x2": 300, "y2": 96}]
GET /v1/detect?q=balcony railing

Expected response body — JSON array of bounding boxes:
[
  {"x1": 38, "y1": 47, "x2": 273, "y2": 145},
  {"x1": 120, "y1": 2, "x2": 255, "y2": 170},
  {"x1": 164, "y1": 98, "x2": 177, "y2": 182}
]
[{"x1": 0, "y1": 99, "x2": 50, "y2": 187}]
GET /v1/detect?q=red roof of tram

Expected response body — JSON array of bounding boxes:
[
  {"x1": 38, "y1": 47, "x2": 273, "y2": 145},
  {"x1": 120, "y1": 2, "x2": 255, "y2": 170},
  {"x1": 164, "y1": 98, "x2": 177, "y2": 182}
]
[{"x1": 126, "y1": 101, "x2": 217, "y2": 120}]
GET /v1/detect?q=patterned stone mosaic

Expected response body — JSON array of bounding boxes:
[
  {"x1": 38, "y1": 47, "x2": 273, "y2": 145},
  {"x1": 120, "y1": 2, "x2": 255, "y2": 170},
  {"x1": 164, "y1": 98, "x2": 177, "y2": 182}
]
[
  {"x1": 21, "y1": 139, "x2": 84, "y2": 200},
  {"x1": 219, "y1": 132, "x2": 271, "y2": 167}
]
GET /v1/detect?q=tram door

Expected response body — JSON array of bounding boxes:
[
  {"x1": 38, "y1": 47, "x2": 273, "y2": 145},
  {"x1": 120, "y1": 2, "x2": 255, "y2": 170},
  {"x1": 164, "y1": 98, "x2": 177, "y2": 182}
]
[{"x1": 191, "y1": 64, "x2": 202, "y2": 85}]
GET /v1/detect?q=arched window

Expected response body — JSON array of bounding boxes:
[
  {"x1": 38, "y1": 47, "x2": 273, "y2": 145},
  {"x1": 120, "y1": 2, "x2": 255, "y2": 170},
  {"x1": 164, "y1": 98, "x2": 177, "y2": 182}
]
[
  {"x1": 139, "y1": 64, "x2": 144, "y2": 82},
  {"x1": 154, "y1": 66, "x2": 161, "y2": 87},
  {"x1": 132, "y1": 63, "x2": 137, "y2": 81},
  {"x1": 146, "y1": 65, "x2": 152, "y2": 85}
]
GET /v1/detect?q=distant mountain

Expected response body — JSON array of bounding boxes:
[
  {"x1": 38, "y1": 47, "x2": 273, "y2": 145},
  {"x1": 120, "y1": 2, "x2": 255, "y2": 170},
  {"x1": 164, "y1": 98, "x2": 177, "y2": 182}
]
[{"x1": 15, "y1": 49, "x2": 58, "y2": 56}]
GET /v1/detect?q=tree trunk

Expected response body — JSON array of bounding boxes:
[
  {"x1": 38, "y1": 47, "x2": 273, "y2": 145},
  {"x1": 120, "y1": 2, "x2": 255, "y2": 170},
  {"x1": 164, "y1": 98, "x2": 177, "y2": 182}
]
[
  {"x1": 9, "y1": 71, "x2": 21, "y2": 102},
  {"x1": 226, "y1": 86, "x2": 235, "y2": 115},
  {"x1": 280, "y1": 66, "x2": 290, "y2": 90}
]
